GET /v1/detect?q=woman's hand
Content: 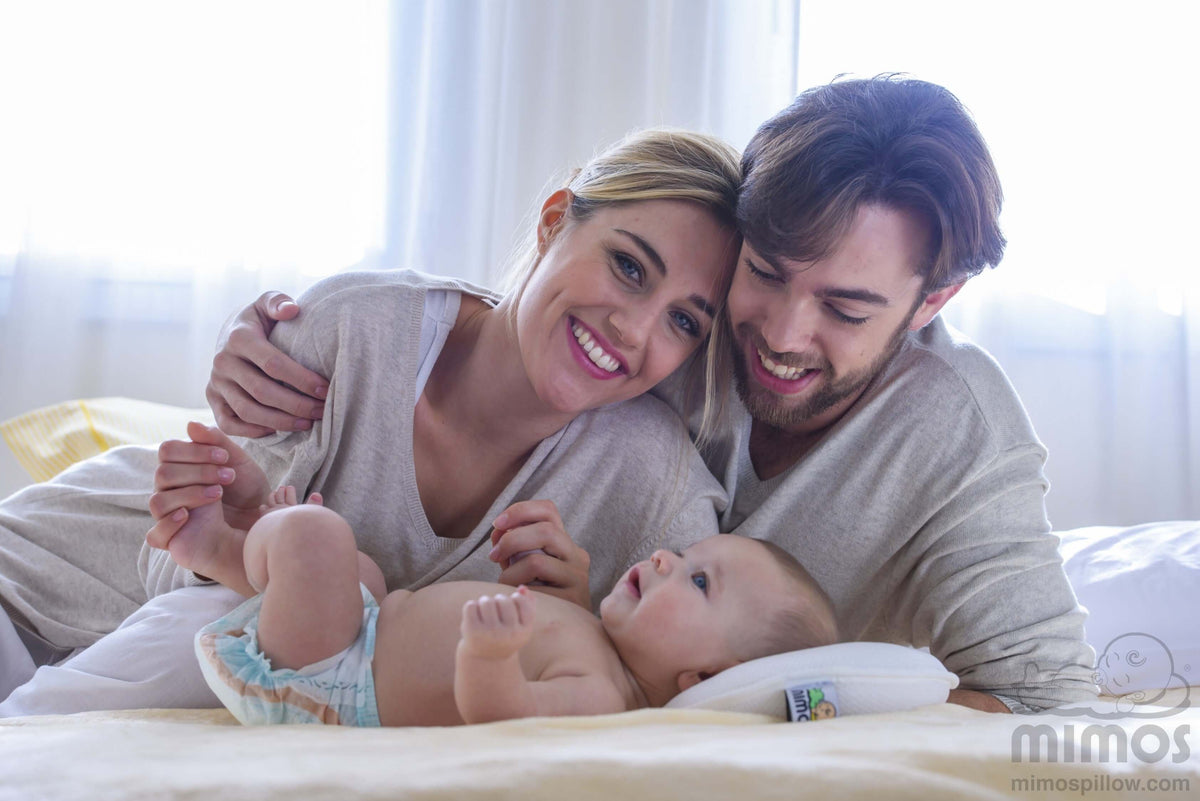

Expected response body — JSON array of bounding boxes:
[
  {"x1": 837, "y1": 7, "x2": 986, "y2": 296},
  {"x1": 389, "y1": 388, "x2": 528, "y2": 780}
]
[
  {"x1": 207, "y1": 291, "x2": 329, "y2": 437},
  {"x1": 489, "y1": 500, "x2": 592, "y2": 610},
  {"x1": 146, "y1": 422, "x2": 273, "y2": 550}
]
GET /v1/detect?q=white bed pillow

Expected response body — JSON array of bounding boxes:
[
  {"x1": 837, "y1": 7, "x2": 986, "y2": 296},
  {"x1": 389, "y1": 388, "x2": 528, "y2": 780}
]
[
  {"x1": 1059, "y1": 521, "x2": 1200, "y2": 700},
  {"x1": 666, "y1": 641, "x2": 958, "y2": 721}
]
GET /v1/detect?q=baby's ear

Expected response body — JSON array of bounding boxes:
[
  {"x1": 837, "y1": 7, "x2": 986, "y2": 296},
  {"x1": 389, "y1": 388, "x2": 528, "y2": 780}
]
[
  {"x1": 677, "y1": 663, "x2": 733, "y2": 693},
  {"x1": 676, "y1": 669, "x2": 710, "y2": 693}
]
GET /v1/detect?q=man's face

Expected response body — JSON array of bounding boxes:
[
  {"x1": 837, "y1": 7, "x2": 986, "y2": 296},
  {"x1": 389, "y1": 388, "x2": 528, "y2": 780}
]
[{"x1": 726, "y1": 204, "x2": 945, "y2": 434}]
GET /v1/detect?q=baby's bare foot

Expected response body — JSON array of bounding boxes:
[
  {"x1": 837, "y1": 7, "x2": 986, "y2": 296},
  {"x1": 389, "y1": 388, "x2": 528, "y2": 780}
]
[
  {"x1": 166, "y1": 498, "x2": 242, "y2": 582},
  {"x1": 258, "y1": 485, "x2": 324, "y2": 516}
]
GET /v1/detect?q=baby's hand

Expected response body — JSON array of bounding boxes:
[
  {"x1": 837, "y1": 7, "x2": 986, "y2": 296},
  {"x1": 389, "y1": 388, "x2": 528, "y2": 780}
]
[
  {"x1": 257, "y1": 485, "x2": 323, "y2": 516},
  {"x1": 458, "y1": 586, "x2": 535, "y2": 660}
]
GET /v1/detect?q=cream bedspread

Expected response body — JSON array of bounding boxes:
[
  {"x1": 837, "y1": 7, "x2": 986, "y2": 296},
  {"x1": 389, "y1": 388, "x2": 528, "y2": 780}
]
[
  {"x1": 3, "y1": 402, "x2": 1197, "y2": 798},
  {"x1": 3, "y1": 692, "x2": 1197, "y2": 801}
]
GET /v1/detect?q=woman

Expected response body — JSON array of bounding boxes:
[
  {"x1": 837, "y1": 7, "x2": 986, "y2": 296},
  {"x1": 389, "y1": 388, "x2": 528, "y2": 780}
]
[{"x1": 0, "y1": 128, "x2": 741, "y2": 714}]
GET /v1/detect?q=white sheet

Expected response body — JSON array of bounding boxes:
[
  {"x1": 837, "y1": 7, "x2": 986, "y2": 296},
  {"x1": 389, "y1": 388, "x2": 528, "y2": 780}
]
[
  {"x1": 1060, "y1": 522, "x2": 1200, "y2": 696},
  {"x1": 2, "y1": 690, "x2": 1196, "y2": 801},
  {"x1": 0, "y1": 586, "x2": 241, "y2": 717},
  {"x1": 0, "y1": 607, "x2": 36, "y2": 700}
]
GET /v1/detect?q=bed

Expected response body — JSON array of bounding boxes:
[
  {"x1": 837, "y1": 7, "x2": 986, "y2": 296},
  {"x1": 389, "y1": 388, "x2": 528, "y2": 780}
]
[
  {"x1": 2, "y1": 689, "x2": 1197, "y2": 800},
  {"x1": 2, "y1": 400, "x2": 1197, "y2": 800}
]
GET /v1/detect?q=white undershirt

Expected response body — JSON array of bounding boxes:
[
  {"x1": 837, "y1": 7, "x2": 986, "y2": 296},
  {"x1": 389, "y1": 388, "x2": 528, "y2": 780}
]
[{"x1": 413, "y1": 289, "x2": 458, "y2": 403}]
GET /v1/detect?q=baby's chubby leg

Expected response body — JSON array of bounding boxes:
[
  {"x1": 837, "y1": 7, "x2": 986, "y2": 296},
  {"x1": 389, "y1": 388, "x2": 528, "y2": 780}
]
[
  {"x1": 246, "y1": 487, "x2": 386, "y2": 601},
  {"x1": 244, "y1": 495, "x2": 384, "y2": 671}
]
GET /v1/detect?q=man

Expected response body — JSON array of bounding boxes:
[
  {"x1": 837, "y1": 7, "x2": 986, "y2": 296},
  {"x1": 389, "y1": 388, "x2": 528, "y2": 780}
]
[
  {"x1": 683, "y1": 76, "x2": 1095, "y2": 712},
  {"x1": 3, "y1": 76, "x2": 1096, "y2": 714}
]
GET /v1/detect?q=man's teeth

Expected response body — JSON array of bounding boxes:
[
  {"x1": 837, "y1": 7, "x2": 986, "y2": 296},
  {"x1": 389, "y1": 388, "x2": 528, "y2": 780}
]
[
  {"x1": 573, "y1": 323, "x2": 620, "y2": 373},
  {"x1": 758, "y1": 349, "x2": 811, "y2": 380}
]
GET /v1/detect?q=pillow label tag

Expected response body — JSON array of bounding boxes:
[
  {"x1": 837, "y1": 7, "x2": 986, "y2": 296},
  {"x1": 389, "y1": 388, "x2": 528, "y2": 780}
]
[{"x1": 785, "y1": 681, "x2": 839, "y2": 722}]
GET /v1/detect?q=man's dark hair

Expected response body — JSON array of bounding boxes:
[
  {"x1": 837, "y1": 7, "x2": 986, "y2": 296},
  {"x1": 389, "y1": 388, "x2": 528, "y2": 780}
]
[{"x1": 737, "y1": 74, "x2": 1006, "y2": 290}]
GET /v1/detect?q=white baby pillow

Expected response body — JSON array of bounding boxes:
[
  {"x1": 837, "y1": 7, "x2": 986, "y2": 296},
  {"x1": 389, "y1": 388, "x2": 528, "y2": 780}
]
[{"x1": 666, "y1": 641, "x2": 958, "y2": 721}]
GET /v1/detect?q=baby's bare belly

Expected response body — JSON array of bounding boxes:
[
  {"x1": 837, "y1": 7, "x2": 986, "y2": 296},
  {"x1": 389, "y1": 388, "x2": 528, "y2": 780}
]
[{"x1": 371, "y1": 581, "x2": 533, "y2": 727}]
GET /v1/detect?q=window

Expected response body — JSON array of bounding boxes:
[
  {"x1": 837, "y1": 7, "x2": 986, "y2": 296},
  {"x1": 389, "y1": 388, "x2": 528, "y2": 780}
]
[
  {"x1": 795, "y1": 0, "x2": 1199, "y2": 316},
  {"x1": 0, "y1": 1, "x2": 388, "y2": 276}
]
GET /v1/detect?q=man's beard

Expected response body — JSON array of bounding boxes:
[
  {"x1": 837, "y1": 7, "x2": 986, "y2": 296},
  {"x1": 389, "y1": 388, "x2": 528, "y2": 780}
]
[{"x1": 731, "y1": 319, "x2": 912, "y2": 432}]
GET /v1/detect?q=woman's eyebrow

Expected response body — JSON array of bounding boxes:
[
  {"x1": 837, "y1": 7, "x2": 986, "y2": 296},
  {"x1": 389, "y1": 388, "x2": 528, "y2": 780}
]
[
  {"x1": 614, "y1": 228, "x2": 715, "y2": 318},
  {"x1": 690, "y1": 294, "x2": 717, "y2": 318},
  {"x1": 614, "y1": 228, "x2": 666, "y2": 276}
]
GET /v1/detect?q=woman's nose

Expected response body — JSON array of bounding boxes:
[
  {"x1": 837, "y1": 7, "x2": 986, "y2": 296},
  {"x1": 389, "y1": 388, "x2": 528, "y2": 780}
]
[{"x1": 609, "y1": 304, "x2": 655, "y2": 349}]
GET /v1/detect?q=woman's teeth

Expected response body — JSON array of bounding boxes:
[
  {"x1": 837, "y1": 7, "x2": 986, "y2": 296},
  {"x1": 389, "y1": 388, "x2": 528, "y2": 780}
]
[
  {"x1": 573, "y1": 323, "x2": 620, "y2": 373},
  {"x1": 758, "y1": 349, "x2": 812, "y2": 380}
]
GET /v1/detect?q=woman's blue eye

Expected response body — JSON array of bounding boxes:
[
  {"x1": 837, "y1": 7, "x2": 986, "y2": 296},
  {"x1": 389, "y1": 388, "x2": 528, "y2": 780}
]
[
  {"x1": 614, "y1": 252, "x2": 644, "y2": 284},
  {"x1": 691, "y1": 572, "x2": 709, "y2": 593},
  {"x1": 669, "y1": 310, "x2": 701, "y2": 338}
]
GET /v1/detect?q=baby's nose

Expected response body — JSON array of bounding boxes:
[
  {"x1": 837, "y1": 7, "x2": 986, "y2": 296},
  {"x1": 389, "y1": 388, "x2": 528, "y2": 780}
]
[{"x1": 650, "y1": 550, "x2": 674, "y2": 574}]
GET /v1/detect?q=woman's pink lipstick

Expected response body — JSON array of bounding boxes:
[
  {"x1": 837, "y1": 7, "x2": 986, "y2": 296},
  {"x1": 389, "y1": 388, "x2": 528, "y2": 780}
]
[{"x1": 566, "y1": 317, "x2": 626, "y2": 380}]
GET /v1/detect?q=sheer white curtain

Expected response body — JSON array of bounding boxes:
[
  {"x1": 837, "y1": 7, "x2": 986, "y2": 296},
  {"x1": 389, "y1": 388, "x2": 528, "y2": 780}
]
[
  {"x1": 382, "y1": 0, "x2": 798, "y2": 285},
  {"x1": 0, "y1": 1, "x2": 388, "y2": 423},
  {"x1": 797, "y1": 0, "x2": 1200, "y2": 527},
  {"x1": 0, "y1": 0, "x2": 799, "y2": 496}
]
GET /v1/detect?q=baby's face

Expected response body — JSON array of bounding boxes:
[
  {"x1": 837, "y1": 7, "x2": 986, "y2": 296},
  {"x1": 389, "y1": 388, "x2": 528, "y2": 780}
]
[{"x1": 599, "y1": 535, "x2": 793, "y2": 689}]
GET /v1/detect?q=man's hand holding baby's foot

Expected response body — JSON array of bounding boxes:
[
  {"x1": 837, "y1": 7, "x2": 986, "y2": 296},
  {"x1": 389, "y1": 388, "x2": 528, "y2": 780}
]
[{"x1": 458, "y1": 586, "x2": 536, "y2": 661}]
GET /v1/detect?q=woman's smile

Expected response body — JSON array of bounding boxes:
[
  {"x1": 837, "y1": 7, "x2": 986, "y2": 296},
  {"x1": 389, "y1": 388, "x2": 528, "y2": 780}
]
[
  {"x1": 567, "y1": 317, "x2": 626, "y2": 379},
  {"x1": 515, "y1": 197, "x2": 736, "y2": 415}
]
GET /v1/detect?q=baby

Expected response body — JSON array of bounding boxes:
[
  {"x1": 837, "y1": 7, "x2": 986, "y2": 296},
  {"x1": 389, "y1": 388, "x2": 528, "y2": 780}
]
[{"x1": 165, "y1": 486, "x2": 838, "y2": 727}]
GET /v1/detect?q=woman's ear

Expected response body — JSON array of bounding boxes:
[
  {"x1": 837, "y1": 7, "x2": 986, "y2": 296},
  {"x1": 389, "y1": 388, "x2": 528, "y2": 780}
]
[{"x1": 537, "y1": 189, "x2": 573, "y2": 254}]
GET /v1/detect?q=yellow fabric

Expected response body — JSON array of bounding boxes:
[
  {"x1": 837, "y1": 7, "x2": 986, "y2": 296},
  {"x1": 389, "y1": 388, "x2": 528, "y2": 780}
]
[
  {"x1": 1, "y1": 692, "x2": 1197, "y2": 800},
  {"x1": 0, "y1": 397, "x2": 213, "y2": 482}
]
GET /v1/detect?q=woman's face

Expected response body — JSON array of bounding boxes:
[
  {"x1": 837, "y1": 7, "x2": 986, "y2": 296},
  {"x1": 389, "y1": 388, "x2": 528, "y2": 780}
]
[{"x1": 515, "y1": 196, "x2": 737, "y2": 415}]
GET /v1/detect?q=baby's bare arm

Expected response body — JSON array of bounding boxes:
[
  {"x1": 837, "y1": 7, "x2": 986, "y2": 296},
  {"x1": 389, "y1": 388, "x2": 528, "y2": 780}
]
[
  {"x1": 524, "y1": 673, "x2": 629, "y2": 718},
  {"x1": 454, "y1": 588, "x2": 626, "y2": 723},
  {"x1": 454, "y1": 588, "x2": 537, "y2": 723}
]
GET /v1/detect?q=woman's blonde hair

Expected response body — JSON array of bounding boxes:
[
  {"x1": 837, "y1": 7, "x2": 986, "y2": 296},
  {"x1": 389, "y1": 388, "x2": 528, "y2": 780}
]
[{"x1": 502, "y1": 128, "x2": 743, "y2": 445}]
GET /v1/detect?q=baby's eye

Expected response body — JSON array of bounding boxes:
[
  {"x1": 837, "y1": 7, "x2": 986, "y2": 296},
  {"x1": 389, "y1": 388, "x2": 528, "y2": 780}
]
[{"x1": 691, "y1": 572, "x2": 709, "y2": 593}]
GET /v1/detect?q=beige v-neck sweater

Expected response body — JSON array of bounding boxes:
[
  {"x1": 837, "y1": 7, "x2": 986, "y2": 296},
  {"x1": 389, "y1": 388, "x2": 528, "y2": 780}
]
[
  {"x1": 141, "y1": 269, "x2": 726, "y2": 611},
  {"x1": 1, "y1": 270, "x2": 724, "y2": 650},
  {"x1": 659, "y1": 317, "x2": 1097, "y2": 710}
]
